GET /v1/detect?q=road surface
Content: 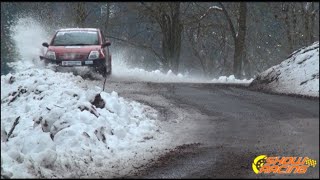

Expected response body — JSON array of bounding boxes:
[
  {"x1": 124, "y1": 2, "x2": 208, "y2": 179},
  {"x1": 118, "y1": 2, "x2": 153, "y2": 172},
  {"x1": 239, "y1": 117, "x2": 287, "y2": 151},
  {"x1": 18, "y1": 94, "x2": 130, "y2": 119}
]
[{"x1": 89, "y1": 77, "x2": 319, "y2": 178}]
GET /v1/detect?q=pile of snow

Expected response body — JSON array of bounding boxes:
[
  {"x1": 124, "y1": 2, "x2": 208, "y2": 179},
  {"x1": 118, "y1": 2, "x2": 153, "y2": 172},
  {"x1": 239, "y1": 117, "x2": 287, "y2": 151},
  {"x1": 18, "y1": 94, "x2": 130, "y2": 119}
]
[
  {"x1": 111, "y1": 52, "x2": 252, "y2": 83},
  {"x1": 250, "y1": 41, "x2": 319, "y2": 97},
  {"x1": 1, "y1": 67, "x2": 170, "y2": 178},
  {"x1": 112, "y1": 67, "x2": 253, "y2": 84},
  {"x1": 111, "y1": 49, "x2": 253, "y2": 83},
  {"x1": 210, "y1": 75, "x2": 253, "y2": 84}
]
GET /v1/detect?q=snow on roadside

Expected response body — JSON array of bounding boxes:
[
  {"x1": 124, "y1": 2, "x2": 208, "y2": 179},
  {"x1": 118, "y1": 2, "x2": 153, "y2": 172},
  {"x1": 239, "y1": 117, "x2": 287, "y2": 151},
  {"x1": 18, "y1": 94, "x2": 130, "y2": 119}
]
[
  {"x1": 112, "y1": 68, "x2": 253, "y2": 84},
  {"x1": 111, "y1": 48, "x2": 253, "y2": 84},
  {"x1": 250, "y1": 41, "x2": 319, "y2": 97},
  {"x1": 112, "y1": 58, "x2": 252, "y2": 83},
  {"x1": 1, "y1": 67, "x2": 170, "y2": 178},
  {"x1": 211, "y1": 75, "x2": 253, "y2": 84}
]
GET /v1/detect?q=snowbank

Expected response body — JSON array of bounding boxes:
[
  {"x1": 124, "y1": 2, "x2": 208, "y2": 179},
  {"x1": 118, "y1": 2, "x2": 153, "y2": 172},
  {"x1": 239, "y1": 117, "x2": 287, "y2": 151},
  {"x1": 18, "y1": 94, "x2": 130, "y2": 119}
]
[
  {"x1": 1, "y1": 67, "x2": 170, "y2": 178},
  {"x1": 112, "y1": 63, "x2": 253, "y2": 84},
  {"x1": 211, "y1": 75, "x2": 253, "y2": 84},
  {"x1": 250, "y1": 41, "x2": 319, "y2": 97},
  {"x1": 111, "y1": 48, "x2": 253, "y2": 84}
]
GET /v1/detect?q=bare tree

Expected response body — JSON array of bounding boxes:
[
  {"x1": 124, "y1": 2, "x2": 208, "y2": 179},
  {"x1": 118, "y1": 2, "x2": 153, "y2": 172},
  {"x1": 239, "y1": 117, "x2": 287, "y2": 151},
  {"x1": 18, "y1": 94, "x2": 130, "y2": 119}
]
[
  {"x1": 183, "y1": 3, "x2": 227, "y2": 77},
  {"x1": 71, "y1": 2, "x2": 95, "y2": 27},
  {"x1": 273, "y1": 2, "x2": 319, "y2": 53},
  {"x1": 99, "y1": 3, "x2": 111, "y2": 34},
  {"x1": 219, "y1": 2, "x2": 247, "y2": 78},
  {"x1": 75, "y1": 3, "x2": 87, "y2": 27},
  {"x1": 301, "y1": 2, "x2": 317, "y2": 45},
  {"x1": 140, "y1": 2, "x2": 183, "y2": 73}
]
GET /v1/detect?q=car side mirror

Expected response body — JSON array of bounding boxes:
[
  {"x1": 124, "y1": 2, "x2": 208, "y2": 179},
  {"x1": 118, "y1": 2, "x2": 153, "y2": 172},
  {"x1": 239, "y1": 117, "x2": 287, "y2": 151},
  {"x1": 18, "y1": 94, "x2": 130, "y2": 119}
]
[
  {"x1": 102, "y1": 41, "x2": 111, "y2": 48},
  {"x1": 42, "y1": 42, "x2": 49, "y2": 48}
]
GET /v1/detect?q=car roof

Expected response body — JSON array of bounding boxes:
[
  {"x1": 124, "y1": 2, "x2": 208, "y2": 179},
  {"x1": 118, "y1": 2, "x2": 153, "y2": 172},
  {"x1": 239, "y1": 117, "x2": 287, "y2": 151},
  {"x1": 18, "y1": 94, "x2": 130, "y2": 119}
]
[{"x1": 58, "y1": 28, "x2": 99, "y2": 32}]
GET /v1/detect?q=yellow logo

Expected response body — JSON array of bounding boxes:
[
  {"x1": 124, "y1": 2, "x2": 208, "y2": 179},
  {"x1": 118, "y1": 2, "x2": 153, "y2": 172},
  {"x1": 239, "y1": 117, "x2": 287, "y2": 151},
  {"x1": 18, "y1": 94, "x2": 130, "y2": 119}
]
[
  {"x1": 252, "y1": 155, "x2": 317, "y2": 174},
  {"x1": 305, "y1": 158, "x2": 317, "y2": 167},
  {"x1": 252, "y1": 155, "x2": 267, "y2": 174}
]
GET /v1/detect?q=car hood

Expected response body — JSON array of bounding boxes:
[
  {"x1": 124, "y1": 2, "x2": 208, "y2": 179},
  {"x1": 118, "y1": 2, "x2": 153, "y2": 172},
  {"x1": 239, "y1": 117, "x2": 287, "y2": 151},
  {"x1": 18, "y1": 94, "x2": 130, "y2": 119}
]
[{"x1": 48, "y1": 45, "x2": 101, "y2": 54}]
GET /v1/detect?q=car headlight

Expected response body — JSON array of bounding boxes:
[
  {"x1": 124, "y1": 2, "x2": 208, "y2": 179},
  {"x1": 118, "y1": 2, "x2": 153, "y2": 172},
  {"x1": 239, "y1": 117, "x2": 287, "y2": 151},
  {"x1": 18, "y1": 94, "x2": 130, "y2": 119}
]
[
  {"x1": 88, "y1": 51, "x2": 100, "y2": 59},
  {"x1": 46, "y1": 51, "x2": 56, "y2": 60}
]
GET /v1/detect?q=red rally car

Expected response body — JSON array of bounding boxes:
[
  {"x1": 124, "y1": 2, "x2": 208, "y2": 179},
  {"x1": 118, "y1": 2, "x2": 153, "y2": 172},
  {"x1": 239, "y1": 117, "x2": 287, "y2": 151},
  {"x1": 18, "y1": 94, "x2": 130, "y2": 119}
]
[{"x1": 40, "y1": 28, "x2": 112, "y2": 77}]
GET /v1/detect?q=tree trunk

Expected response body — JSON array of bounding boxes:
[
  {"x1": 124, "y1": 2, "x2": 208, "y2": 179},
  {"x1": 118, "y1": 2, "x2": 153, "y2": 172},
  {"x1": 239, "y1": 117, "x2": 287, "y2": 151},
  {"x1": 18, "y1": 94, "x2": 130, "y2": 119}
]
[
  {"x1": 242, "y1": 45, "x2": 251, "y2": 78},
  {"x1": 309, "y1": 2, "x2": 315, "y2": 43},
  {"x1": 75, "y1": 2, "x2": 87, "y2": 27},
  {"x1": 187, "y1": 28, "x2": 207, "y2": 75},
  {"x1": 233, "y1": 2, "x2": 247, "y2": 78},
  {"x1": 302, "y1": 3, "x2": 310, "y2": 46},
  {"x1": 161, "y1": 3, "x2": 183, "y2": 73},
  {"x1": 221, "y1": 30, "x2": 227, "y2": 70},
  {"x1": 104, "y1": 3, "x2": 110, "y2": 33},
  {"x1": 283, "y1": 3, "x2": 294, "y2": 53},
  {"x1": 219, "y1": 2, "x2": 247, "y2": 78},
  {"x1": 306, "y1": 2, "x2": 316, "y2": 44},
  {"x1": 291, "y1": 4, "x2": 298, "y2": 48}
]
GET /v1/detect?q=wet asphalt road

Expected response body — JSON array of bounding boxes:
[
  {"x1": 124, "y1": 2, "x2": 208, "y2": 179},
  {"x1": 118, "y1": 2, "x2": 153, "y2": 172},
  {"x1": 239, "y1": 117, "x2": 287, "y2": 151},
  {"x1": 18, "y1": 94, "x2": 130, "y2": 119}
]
[{"x1": 99, "y1": 80, "x2": 319, "y2": 179}]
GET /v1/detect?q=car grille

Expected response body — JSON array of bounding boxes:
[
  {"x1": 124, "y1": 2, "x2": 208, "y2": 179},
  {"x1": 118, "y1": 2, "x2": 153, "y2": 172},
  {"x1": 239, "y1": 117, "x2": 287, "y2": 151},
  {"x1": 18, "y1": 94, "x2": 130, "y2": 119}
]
[{"x1": 58, "y1": 53, "x2": 88, "y2": 60}]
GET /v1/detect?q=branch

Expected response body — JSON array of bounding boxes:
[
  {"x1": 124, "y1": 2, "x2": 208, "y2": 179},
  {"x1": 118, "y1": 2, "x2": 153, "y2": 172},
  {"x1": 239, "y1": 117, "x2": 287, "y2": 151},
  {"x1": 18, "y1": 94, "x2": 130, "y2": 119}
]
[
  {"x1": 183, "y1": 5, "x2": 223, "y2": 26},
  {"x1": 186, "y1": 29, "x2": 206, "y2": 74},
  {"x1": 199, "y1": 6, "x2": 223, "y2": 20},
  {"x1": 78, "y1": 104, "x2": 100, "y2": 118},
  {"x1": 140, "y1": 2, "x2": 162, "y2": 25},
  {"x1": 189, "y1": 22, "x2": 226, "y2": 29},
  {"x1": 83, "y1": 4, "x2": 97, "y2": 20},
  {"x1": 218, "y1": 2, "x2": 237, "y2": 41},
  {"x1": 7, "y1": 116, "x2": 20, "y2": 141},
  {"x1": 128, "y1": 29, "x2": 156, "y2": 40},
  {"x1": 106, "y1": 35, "x2": 166, "y2": 63},
  {"x1": 181, "y1": 2, "x2": 191, "y2": 15}
]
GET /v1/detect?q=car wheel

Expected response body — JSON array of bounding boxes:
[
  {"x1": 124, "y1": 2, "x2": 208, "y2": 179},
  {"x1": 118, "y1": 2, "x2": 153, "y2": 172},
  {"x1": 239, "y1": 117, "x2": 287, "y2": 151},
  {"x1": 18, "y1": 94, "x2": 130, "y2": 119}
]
[
  {"x1": 40, "y1": 56, "x2": 49, "y2": 67},
  {"x1": 101, "y1": 66, "x2": 107, "y2": 78},
  {"x1": 95, "y1": 65, "x2": 107, "y2": 78}
]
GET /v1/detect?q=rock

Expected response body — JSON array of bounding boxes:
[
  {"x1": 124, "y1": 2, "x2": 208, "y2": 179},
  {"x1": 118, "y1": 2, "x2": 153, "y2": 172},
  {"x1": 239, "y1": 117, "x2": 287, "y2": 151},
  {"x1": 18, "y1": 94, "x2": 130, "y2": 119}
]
[
  {"x1": 8, "y1": 76, "x2": 15, "y2": 84},
  {"x1": 91, "y1": 93, "x2": 105, "y2": 109}
]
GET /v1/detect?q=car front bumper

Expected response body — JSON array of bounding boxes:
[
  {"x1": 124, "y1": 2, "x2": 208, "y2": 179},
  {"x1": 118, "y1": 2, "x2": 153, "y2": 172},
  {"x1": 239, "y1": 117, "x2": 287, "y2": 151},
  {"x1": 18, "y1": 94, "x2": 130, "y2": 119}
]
[{"x1": 39, "y1": 56, "x2": 105, "y2": 67}]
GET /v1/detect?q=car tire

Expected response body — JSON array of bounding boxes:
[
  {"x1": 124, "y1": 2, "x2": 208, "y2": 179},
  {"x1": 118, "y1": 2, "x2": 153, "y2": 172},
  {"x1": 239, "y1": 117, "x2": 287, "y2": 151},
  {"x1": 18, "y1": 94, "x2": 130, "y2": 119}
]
[{"x1": 95, "y1": 65, "x2": 107, "y2": 78}]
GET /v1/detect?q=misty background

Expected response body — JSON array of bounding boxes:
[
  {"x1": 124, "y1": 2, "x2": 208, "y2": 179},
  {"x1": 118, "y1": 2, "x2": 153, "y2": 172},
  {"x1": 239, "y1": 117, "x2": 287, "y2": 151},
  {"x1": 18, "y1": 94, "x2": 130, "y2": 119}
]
[{"x1": 1, "y1": 2, "x2": 319, "y2": 78}]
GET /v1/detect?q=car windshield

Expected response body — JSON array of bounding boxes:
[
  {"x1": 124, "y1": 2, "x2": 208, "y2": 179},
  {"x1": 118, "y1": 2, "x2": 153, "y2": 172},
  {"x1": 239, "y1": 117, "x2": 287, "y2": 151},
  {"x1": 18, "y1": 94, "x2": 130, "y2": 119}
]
[{"x1": 52, "y1": 30, "x2": 99, "y2": 46}]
